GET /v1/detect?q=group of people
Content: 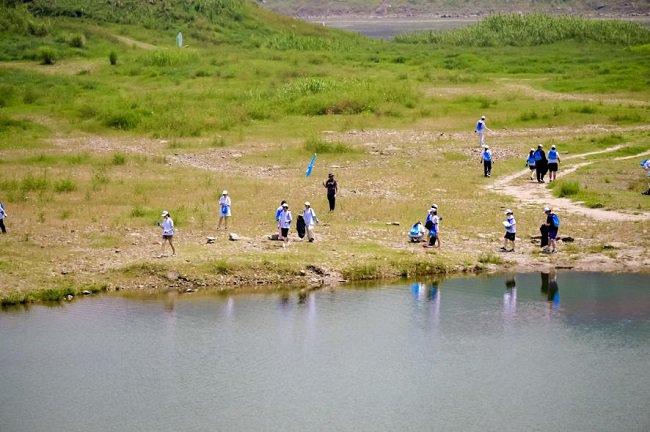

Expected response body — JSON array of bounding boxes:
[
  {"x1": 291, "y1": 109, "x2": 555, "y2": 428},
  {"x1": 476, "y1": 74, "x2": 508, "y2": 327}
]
[
  {"x1": 409, "y1": 204, "x2": 441, "y2": 248},
  {"x1": 476, "y1": 115, "x2": 562, "y2": 182}
]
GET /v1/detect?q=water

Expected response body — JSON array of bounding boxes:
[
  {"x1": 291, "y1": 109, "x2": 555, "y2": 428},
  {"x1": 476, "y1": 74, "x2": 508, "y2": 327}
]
[{"x1": 1, "y1": 272, "x2": 649, "y2": 431}]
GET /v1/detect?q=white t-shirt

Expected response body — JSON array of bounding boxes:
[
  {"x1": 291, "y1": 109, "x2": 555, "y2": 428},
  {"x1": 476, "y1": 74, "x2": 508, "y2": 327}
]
[
  {"x1": 219, "y1": 196, "x2": 231, "y2": 216},
  {"x1": 280, "y1": 210, "x2": 292, "y2": 229},
  {"x1": 161, "y1": 218, "x2": 174, "y2": 235},
  {"x1": 303, "y1": 208, "x2": 317, "y2": 226},
  {"x1": 504, "y1": 216, "x2": 516, "y2": 234},
  {"x1": 0, "y1": 202, "x2": 5, "y2": 219}
]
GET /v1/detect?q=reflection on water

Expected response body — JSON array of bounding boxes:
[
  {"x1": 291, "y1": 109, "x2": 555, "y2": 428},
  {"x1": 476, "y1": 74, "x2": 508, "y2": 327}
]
[{"x1": 1, "y1": 273, "x2": 649, "y2": 432}]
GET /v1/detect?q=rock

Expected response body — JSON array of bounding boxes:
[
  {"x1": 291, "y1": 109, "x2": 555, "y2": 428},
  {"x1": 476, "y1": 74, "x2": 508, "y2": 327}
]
[
  {"x1": 60, "y1": 270, "x2": 69, "y2": 275},
  {"x1": 81, "y1": 290, "x2": 92, "y2": 295},
  {"x1": 386, "y1": 222, "x2": 400, "y2": 226},
  {"x1": 114, "y1": 249, "x2": 121, "y2": 253},
  {"x1": 299, "y1": 270, "x2": 307, "y2": 276},
  {"x1": 166, "y1": 271, "x2": 179, "y2": 281},
  {"x1": 306, "y1": 265, "x2": 325, "y2": 275},
  {"x1": 206, "y1": 236, "x2": 216, "y2": 244},
  {"x1": 561, "y1": 236, "x2": 575, "y2": 242},
  {"x1": 65, "y1": 294, "x2": 74, "y2": 301},
  {"x1": 185, "y1": 288, "x2": 196, "y2": 293},
  {"x1": 229, "y1": 233, "x2": 240, "y2": 241},
  {"x1": 268, "y1": 233, "x2": 280, "y2": 241}
]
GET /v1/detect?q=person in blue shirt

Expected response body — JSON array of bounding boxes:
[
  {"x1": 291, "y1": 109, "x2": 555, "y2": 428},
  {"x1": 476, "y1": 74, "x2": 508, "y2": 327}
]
[
  {"x1": 480, "y1": 145, "x2": 493, "y2": 177},
  {"x1": 526, "y1": 149, "x2": 536, "y2": 181},
  {"x1": 474, "y1": 115, "x2": 492, "y2": 146},
  {"x1": 543, "y1": 207, "x2": 559, "y2": 253},
  {"x1": 0, "y1": 201, "x2": 7, "y2": 234},
  {"x1": 424, "y1": 205, "x2": 440, "y2": 248},
  {"x1": 547, "y1": 145, "x2": 561, "y2": 182}
]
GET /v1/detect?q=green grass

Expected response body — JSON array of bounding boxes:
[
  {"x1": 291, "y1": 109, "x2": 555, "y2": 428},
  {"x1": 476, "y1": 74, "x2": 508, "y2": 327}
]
[{"x1": 555, "y1": 180, "x2": 580, "y2": 197}]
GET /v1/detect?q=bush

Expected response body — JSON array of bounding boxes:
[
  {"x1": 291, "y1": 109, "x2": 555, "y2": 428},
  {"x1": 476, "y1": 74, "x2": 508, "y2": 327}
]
[
  {"x1": 54, "y1": 178, "x2": 76, "y2": 193},
  {"x1": 38, "y1": 46, "x2": 56, "y2": 65},
  {"x1": 478, "y1": 253, "x2": 503, "y2": 265},
  {"x1": 68, "y1": 33, "x2": 86, "y2": 48},
  {"x1": 112, "y1": 152, "x2": 126, "y2": 165},
  {"x1": 103, "y1": 111, "x2": 140, "y2": 130},
  {"x1": 557, "y1": 181, "x2": 580, "y2": 197},
  {"x1": 109, "y1": 51, "x2": 117, "y2": 66},
  {"x1": 304, "y1": 137, "x2": 355, "y2": 154}
]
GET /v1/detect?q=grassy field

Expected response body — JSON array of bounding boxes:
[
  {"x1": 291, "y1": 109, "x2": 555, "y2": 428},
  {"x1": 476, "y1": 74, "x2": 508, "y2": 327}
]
[{"x1": 0, "y1": 1, "x2": 649, "y2": 304}]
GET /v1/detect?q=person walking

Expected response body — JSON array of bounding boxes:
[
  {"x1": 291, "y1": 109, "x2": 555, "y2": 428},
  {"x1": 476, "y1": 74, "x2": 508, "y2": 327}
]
[
  {"x1": 217, "y1": 190, "x2": 231, "y2": 230},
  {"x1": 543, "y1": 207, "x2": 560, "y2": 253},
  {"x1": 323, "y1": 173, "x2": 338, "y2": 211},
  {"x1": 480, "y1": 145, "x2": 493, "y2": 177},
  {"x1": 526, "y1": 149, "x2": 536, "y2": 181},
  {"x1": 424, "y1": 205, "x2": 440, "y2": 248},
  {"x1": 278, "y1": 202, "x2": 292, "y2": 247},
  {"x1": 642, "y1": 159, "x2": 650, "y2": 195},
  {"x1": 275, "y1": 200, "x2": 287, "y2": 239},
  {"x1": 0, "y1": 201, "x2": 7, "y2": 234},
  {"x1": 547, "y1": 145, "x2": 561, "y2": 182},
  {"x1": 474, "y1": 115, "x2": 492, "y2": 146},
  {"x1": 302, "y1": 201, "x2": 319, "y2": 243},
  {"x1": 159, "y1": 210, "x2": 176, "y2": 256},
  {"x1": 501, "y1": 209, "x2": 516, "y2": 252},
  {"x1": 534, "y1": 144, "x2": 548, "y2": 183}
]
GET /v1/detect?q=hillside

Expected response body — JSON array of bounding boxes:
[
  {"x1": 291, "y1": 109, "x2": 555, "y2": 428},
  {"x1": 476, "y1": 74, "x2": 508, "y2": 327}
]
[
  {"x1": 260, "y1": 0, "x2": 650, "y2": 18},
  {"x1": 0, "y1": 2, "x2": 649, "y2": 304}
]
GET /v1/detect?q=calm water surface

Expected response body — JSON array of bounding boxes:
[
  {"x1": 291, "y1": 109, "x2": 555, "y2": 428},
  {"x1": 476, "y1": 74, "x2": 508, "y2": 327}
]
[{"x1": 1, "y1": 272, "x2": 649, "y2": 431}]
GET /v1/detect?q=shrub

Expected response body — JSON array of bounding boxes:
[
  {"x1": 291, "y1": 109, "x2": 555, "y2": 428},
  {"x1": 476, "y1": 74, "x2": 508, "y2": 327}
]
[
  {"x1": 478, "y1": 253, "x2": 503, "y2": 265},
  {"x1": 557, "y1": 180, "x2": 580, "y2": 197},
  {"x1": 103, "y1": 111, "x2": 140, "y2": 130},
  {"x1": 21, "y1": 173, "x2": 49, "y2": 192},
  {"x1": 68, "y1": 33, "x2": 86, "y2": 48},
  {"x1": 109, "y1": 51, "x2": 117, "y2": 66},
  {"x1": 54, "y1": 179, "x2": 76, "y2": 193},
  {"x1": 304, "y1": 137, "x2": 355, "y2": 154},
  {"x1": 38, "y1": 46, "x2": 56, "y2": 65},
  {"x1": 112, "y1": 152, "x2": 126, "y2": 165}
]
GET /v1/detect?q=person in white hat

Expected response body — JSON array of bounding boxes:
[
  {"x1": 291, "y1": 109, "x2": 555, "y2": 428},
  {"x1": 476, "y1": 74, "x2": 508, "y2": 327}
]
[
  {"x1": 501, "y1": 209, "x2": 516, "y2": 252},
  {"x1": 480, "y1": 144, "x2": 493, "y2": 177},
  {"x1": 278, "y1": 202, "x2": 292, "y2": 247},
  {"x1": 424, "y1": 205, "x2": 440, "y2": 248},
  {"x1": 159, "y1": 210, "x2": 175, "y2": 256},
  {"x1": 474, "y1": 115, "x2": 492, "y2": 146},
  {"x1": 0, "y1": 200, "x2": 7, "y2": 234},
  {"x1": 302, "y1": 201, "x2": 319, "y2": 242},
  {"x1": 218, "y1": 190, "x2": 231, "y2": 230},
  {"x1": 547, "y1": 145, "x2": 561, "y2": 182}
]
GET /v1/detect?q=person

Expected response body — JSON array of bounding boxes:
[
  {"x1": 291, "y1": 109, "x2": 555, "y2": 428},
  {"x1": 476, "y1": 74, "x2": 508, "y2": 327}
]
[
  {"x1": 0, "y1": 201, "x2": 7, "y2": 234},
  {"x1": 474, "y1": 115, "x2": 492, "y2": 146},
  {"x1": 543, "y1": 206, "x2": 560, "y2": 253},
  {"x1": 547, "y1": 145, "x2": 561, "y2": 182},
  {"x1": 500, "y1": 209, "x2": 516, "y2": 252},
  {"x1": 526, "y1": 148, "x2": 536, "y2": 181},
  {"x1": 302, "y1": 201, "x2": 319, "y2": 242},
  {"x1": 424, "y1": 205, "x2": 440, "y2": 248},
  {"x1": 159, "y1": 210, "x2": 176, "y2": 256},
  {"x1": 534, "y1": 144, "x2": 548, "y2": 183},
  {"x1": 323, "y1": 173, "x2": 338, "y2": 211},
  {"x1": 217, "y1": 190, "x2": 231, "y2": 230},
  {"x1": 641, "y1": 159, "x2": 650, "y2": 195},
  {"x1": 408, "y1": 221, "x2": 425, "y2": 243},
  {"x1": 278, "y1": 202, "x2": 292, "y2": 247},
  {"x1": 275, "y1": 200, "x2": 286, "y2": 239},
  {"x1": 480, "y1": 145, "x2": 493, "y2": 177}
]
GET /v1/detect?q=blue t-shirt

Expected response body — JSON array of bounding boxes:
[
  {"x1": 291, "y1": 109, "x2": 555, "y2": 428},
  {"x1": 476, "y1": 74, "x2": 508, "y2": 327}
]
[
  {"x1": 482, "y1": 150, "x2": 492, "y2": 162},
  {"x1": 527, "y1": 155, "x2": 536, "y2": 166},
  {"x1": 548, "y1": 149, "x2": 558, "y2": 162},
  {"x1": 475, "y1": 120, "x2": 485, "y2": 132}
]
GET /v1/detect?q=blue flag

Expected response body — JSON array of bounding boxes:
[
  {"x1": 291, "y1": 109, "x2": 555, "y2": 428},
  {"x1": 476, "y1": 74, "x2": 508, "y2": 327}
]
[{"x1": 305, "y1": 153, "x2": 316, "y2": 177}]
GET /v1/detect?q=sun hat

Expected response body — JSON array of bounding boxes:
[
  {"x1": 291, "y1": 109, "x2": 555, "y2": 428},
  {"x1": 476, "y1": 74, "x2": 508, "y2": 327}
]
[
  {"x1": 551, "y1": 145, "x2": 556, "y2": 149},
  {"x1": 304, "y1": 201, "x2": 310, "y2": 206},
  {"x1": 530, "y1": 148, "x2": 535, "y2": 151},
  {"x1": 484, "y1": 145, "x2": 490, "y2": 149},
  {"x1": 222, "y1": 190, "x2": 228, "y2": 195},
  {"x1": 544, "y1": 207, "x2": 551, "y2": 212},
  {"x1": 161, "y1": 210, "x2": 169, "y2": 217},
  {"x1": 538, "y1": 144, "x2": 543, "y2": 148},
  {"x1": 282, "y1": 203, "x2": 289, "y2": 208},
  {"x1": 505, "y1": 209, "x2": 513, "y2": 214},
  {"x1": 481, "y1": 115, "x2": 486, "y2": 119}
]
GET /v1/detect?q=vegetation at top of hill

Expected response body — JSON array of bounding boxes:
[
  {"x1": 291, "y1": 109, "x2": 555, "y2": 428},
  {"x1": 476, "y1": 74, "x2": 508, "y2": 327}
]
[
  {"x1": 395, "y1": 13, "x2": 650, "y2": 46},
  {"x1": 261, "y1": 0, "x2": 650, "y2": 17}
]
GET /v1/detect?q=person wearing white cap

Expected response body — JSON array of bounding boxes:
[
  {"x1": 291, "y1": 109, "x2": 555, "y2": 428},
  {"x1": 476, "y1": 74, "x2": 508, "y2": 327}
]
[
  {"x1": 159, "y1": 210, "x2": 175, "y2": 256},
  {"x1": 474, "y1": 115, "x2": 492, "y2": 146},
  {"x1": 278, "y1": 202, "x2": 292, "y2": 247},
  {"x1": 218, "y1": 190, "x2": 231, "y2": 230},
  {"x1": 480, "y1": 144, "x2": 493, "y2": 177},
  {"x1": 302, "y1": 201, "x2": 319, "y2": 242},
  {"x1": 547, "y1": 145, "x2": 561, "y2": 182},
  {"x1": 0, "y1": 200, "x2": 7, "y2": 234},
  {"x1": 526, "y1": 148, "x2": 536, "y2": 181},
  {"x1": 424, "y1": 205, "x2": 440, "y2": 248},
  {"x1": 501, "y1": 209, "x2": 516, "y2": 252},
  {"x1": 544, "y1": 207, "x2": 560, "y2": 253}
]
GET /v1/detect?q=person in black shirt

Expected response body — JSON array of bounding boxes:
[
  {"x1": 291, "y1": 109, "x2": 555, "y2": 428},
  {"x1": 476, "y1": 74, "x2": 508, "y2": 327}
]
[
  {"x1": 323, "y1": 173, "x2": 338, "y2": 211},
  {"x1": 534, "y1": 144, "x2": 548, "y2": 183}
]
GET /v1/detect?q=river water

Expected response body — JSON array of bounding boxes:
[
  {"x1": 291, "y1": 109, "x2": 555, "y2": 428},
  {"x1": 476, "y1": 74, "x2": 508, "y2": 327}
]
[{"x1": 1, "y1": 272, "x2": 649, "y2": 431}]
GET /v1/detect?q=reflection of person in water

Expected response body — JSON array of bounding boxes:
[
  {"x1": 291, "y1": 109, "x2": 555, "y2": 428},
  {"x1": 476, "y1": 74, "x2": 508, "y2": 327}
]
[
  {"x1": 503, "y1": 276, "x2": 517, "y2": 316},
  {"x1": 540, "y1": 271, "x2": 560, "y2": 310}
]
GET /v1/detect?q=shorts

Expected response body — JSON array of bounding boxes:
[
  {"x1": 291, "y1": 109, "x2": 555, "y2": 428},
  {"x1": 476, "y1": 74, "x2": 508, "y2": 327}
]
[
  {"x1": 548, "y1": 162, "x2": 558, "y2": 172},
  {"x1": 504, "y1": 232, "x2": 516, "y2": 241},
  {"x1": 220, "y1": 209, "x2": 231, "y2": 217},
  {"x1": 162, "y1": 234, "x2": 173, "y2": 240},
  {"x1": 281, "y1": 228, "x2": 289, "y2": 237},
  {"x1": 548, "y1": 228, "x2": 558, "y2": 240}
]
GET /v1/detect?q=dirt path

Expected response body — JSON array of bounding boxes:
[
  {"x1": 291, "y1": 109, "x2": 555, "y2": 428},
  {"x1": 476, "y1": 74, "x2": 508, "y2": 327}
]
[
  {"x1": 110, "y1": 34, "x2": 157, "y2": 50},
  {"x1": 489, "y1": 146, "x2": 650, "y2": 222}
]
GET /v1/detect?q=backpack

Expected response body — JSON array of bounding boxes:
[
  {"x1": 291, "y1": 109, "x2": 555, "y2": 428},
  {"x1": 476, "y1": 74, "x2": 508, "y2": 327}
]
[
  {"x1": 424, "y1": 219, "x2": 434, "y2": 230},
  {"x1": 551, "y1": 213, "x2": 560, "y2": 228}
]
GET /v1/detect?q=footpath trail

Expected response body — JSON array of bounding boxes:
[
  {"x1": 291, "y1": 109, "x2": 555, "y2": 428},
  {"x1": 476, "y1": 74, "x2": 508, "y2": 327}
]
[{"x1": 489, "y1": 145, "x2": 650, "y2": 222}]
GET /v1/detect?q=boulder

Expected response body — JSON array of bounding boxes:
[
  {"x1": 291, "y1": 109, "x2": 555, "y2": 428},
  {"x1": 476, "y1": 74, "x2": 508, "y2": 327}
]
[
  {"x1": 229, "y1": 233, "x2": 240, "y2": 241},
  {"x1": 81, "y1": 290, "x2": 92, "y2": 295}
]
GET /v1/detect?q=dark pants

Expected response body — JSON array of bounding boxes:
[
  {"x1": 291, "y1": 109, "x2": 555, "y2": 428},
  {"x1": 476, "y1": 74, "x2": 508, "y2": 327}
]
[
  {"x1": 327, "y1": 194, "x2": 336, "y2": 211},
  {"x1": 0, "y1": 219, "x2": 5, "y2": 234},
  {"x1": 483, "y1": 160, "x2": 492, "y2": 177},
  {"x1": 536, "y1": 161, "x2": 547, "y2": 182}
]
